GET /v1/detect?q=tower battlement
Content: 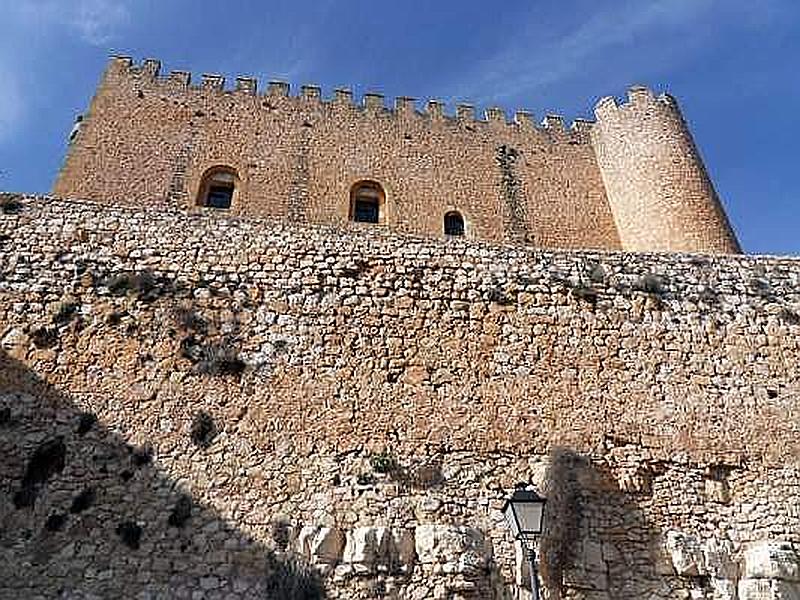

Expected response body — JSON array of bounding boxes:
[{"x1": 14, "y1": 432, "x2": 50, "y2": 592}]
[{"x1": 54, "y1": 56, "x2": 740, "y2": 254}]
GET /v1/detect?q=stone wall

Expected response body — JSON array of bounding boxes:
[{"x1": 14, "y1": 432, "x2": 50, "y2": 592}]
[
  {"x1": 592, "y1": 88, "x2": 740, "y2": 254},
  {"x1": 1, "y1": 195, "x2": 798, "y2": 599},
  {"x1": 53, "y1": 57, "x2": 737, "y2": 254}
]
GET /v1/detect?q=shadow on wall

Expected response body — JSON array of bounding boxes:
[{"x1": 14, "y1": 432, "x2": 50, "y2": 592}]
[
  {"x1": 0, "y1": 348, "x2": 325, "y2": 600},
  {"x1": 538, "y1": 447, "x2": 678, "y2": 600}
]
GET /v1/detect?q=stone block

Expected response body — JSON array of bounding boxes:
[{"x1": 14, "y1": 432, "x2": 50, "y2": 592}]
[
  {"x1": 743, "y1": 542, "x2": 800, "y2": 582},
  {"x1": 739, "y1": 578, "x2": 800, "y2": 600},
  {"x1": 415, "y1": 525, "x2": 491, "y2": 576},
  {"x1": 340, "y1": 526, "x2": 415, "y2": 575},
  {"x1": 665, "y1": 531, "x2": 706, "y2": 576},
  {"x1": 295, "y1": 526, "x2": 345, "y2": 574}
]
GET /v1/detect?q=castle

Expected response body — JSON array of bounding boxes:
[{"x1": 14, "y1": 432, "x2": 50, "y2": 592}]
[
  {"x1": 54, "y1": 57, "x2": 740, "y2": 254},
  {"x1": 1, "y1": 57, "x2": 799, "y2": 600}
]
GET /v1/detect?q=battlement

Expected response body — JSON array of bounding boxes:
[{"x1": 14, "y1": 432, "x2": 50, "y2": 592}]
[
  {"x1": 109, "y1": 56, "x2": 592, "y2": 135},
  {"x1": 594, "y1": 85, "x2": 678, "y2": 121},
  {"x1": 53, "y1": 56, "x2": 740, "y2": 255}
]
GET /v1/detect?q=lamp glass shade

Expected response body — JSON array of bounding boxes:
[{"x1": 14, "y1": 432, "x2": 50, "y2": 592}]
[{"x1": 503, "y1": 489, "x2": 546, "y2": 539}]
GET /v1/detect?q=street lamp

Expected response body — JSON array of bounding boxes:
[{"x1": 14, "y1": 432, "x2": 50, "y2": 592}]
[{"x1": 502, "y1": 487, "x2": 547, "y2": 600}]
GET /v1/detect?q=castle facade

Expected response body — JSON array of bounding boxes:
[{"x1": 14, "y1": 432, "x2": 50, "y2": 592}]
[{"x1": 54, "y1": 57, "x2": 740, "y2": 254}]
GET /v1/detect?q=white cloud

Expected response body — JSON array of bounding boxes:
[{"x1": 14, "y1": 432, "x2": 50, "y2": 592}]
[
  {"x1": 450, "y1": 0, "x2": 774, "y2": 104},
  {"x1": 16, "y1": 0, "x2": 131, "y2": 46},
  {"x1": 70, "y1": 0, "x2": 130, "y2": 45}
]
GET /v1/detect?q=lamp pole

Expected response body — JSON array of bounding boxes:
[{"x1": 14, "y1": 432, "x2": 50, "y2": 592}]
[
  {"x1": 502, "y1": 487, "x2": 546, "y2": 600},
  {"x1": 526, "y1": 545, "x2": 540, "y2": 600}
]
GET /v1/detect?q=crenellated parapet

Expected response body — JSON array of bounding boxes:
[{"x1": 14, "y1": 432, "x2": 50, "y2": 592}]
[
  {"x1": 591, "y1": 85, "x2": 740, "y2": 254},
  {"x1": 105, "y1": 56, "x2": 593, "y2": 138}
]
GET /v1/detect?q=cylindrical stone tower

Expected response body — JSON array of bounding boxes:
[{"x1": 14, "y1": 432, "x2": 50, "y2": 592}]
[{"x1": 591, "y1": 87, "x2": 740, "y2": 254}]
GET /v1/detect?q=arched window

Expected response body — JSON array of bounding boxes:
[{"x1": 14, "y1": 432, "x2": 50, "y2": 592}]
[
  {"x1": 350, "y1": 180, "x2": 385, "y2": 224},
  {"x1": 444, "y1": 211, "x2": 465, "y2": 236},
  {"x1": 197, "y1": 166, "x2": 238, "y2": 209}
]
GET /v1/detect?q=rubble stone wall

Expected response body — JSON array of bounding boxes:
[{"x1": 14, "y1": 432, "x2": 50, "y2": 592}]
[{"x1": 1, "y1": 195, "x2": 798, "y2": 600}]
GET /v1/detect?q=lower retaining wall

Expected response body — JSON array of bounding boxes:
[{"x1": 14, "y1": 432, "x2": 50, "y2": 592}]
[{"x1": 1, "y1": 195, "x2": 799, "y2": 599}]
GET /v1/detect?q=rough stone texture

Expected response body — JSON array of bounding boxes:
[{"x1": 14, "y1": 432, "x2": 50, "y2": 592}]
[
  {"x1": 1, "y1": 196, "x2": 799, "y2": 599},
  {"x1": 738, "y1": 542, "x2": 800, "y2": 599},
  {"x1": 592, "y1": 88, "x2": 740, "y2": 254},
  {"x1": 53, "y1": 57, "x2": 738, "y2": 254}
]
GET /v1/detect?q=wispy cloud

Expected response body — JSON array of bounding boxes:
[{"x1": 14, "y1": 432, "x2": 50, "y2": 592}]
[
  {"x1": 250, "y1": 0, "x2": 338, "y2": 82},
  {"x1": 0, "y1": 61, "x2": 24, "y2": 145},
  {"x1": 70, "y1": 0, "x2": 130, "y2": 45},
  {"x1": 450, "y1": 0, "x2": 777, "y2": 104},
  {"x1": 16, "y1": 0, "x2": 131, "y2": 46},
  {"x1": 0, "y1": 0, "x2": 132, "y2": 145}
]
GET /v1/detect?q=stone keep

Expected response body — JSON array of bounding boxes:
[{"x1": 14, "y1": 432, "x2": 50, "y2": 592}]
[
  {"x1": 0, "y1": 57, "x2": 797, "y2": 600},
  {"x1": 53, "y1": 57, "x2": 740, "y2": 254}
]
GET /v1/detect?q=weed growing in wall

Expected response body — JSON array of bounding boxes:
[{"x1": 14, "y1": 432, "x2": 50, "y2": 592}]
[
  {"x1": 264, "y1": 553, "x2": 325, "y2": 600},
  {"x1": 587, "y1": 262, "x2": 606, "y2": 284},
  {"x1": 103, "y1": 270, "x2": 176, "y2": 302},
  {"x1": 173, "y1": 306, "x2": 207, "y2": 334},
  {"x1": 190, "y1": 411, "x2": 217, "y2": 449},
  {"x1": 571, "y1": 284, "x2": 599, "y2": 306},
  {"x1": 30, "y1": 327, "x2": 58, "y2": 349},
  {"x1": 195, "y1": 342, "x2": 246, "y2": 376},
  {"x1": 52, "y1": 302, "x2": 79, "y2": 325},
  {"x1": 75, "y1": 412, "x2": 96, "y2": 436},
  {"x1": 131, "y1": 443, "x2": 153, "y2": 467},
  {"x1": 634, "y1": 273, "x2": 666, "y2": 296},
  {"x1": 106, "y1": 310, "x2": 125, "y2": 326},
  {"x1": 181, "y1": 334, "x2": 245, "y2": 378},
  {"x1": 270, "y1": 519, "x2": 291, "y2": 551},
  {"x1": 369, "y1": 451, "x2": 399, "y2": 475},
  {"x1": 0, "y1": 194, "x2": 23, "y2": 215},
  {"x1": 167, "y1": 495, "x2": 193, "y2": 528},
  {"x1": 116, "y1": 521, "x2": 143, "y2": 550},
  {"x1": 339, "y1": 258, "x2": 371, "y2": 279},
  {"x1": 356, "y1": 473, "x2": 377, "y2": 486}
]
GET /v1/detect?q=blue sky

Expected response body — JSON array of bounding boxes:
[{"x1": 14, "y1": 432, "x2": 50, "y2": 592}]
[{"x1": 1, "y1": 0, "x2": 798, "y2": 255}]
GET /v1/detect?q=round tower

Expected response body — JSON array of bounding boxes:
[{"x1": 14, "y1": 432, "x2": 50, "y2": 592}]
[{"x1": 591, "y1": 87, "x2": 740, "y2": 254}]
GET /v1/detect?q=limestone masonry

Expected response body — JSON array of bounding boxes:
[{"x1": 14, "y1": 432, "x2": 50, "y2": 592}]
[
  {"x1": 1, "y1": 195, "x2": 798, "y2": 599},
  {"x1": 54, "y1": 57, "x2": 740, "y2": 254},
  {"x1": 0, "y1": 57, "x2": 795, "y2": 600}
]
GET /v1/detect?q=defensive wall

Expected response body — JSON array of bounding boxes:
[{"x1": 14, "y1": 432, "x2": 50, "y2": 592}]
[
  {"x1": 53, "y1": 57, "x2": 740, "y2": 254},
  {"x1": 0, "y1": 195, "x2": 798, "y2": 599}
]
